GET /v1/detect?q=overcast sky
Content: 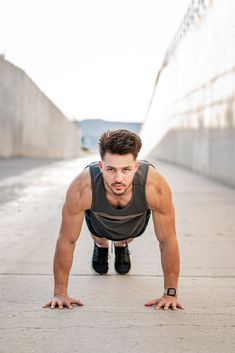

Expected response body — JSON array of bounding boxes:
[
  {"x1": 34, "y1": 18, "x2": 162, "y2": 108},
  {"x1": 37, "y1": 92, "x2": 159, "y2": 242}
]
[{"x1": 0, "y1": 0, "x2": 190, "y2": 122}]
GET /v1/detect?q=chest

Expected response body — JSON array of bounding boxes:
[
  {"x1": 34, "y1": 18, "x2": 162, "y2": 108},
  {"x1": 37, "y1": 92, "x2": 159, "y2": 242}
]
[{"x1": 106, "y1": 192, "x2": 133, "y2": 209}]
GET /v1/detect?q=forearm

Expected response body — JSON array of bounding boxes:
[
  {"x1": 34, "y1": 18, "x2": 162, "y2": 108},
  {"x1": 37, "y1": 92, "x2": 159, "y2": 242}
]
[
  {"x1": 53, "y1": 237, "x2": 75, "y2": 296},
  {"x1": 159, "y1": 238, "x2": 180, "y2": 289}
]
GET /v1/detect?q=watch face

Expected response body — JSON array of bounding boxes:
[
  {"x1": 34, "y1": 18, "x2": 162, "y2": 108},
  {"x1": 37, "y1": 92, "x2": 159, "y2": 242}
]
[{"x1": 168, "y1": 288, "x2": 176, "y2": 296}]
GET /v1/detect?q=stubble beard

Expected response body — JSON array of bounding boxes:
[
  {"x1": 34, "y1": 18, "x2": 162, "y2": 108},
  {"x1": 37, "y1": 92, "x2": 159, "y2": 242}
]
[{"x1": 105, "y1": 181, "x2": 133, "y2": 196}]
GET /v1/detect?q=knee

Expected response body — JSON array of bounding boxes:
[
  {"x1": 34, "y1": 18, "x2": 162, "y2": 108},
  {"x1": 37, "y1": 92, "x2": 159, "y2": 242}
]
[
  {"x1": 115, "y1": 238, "x2": 133, "y2": 246},
  {"x1": 91, "y1": 234, "x2": 108, "y2": 247}
]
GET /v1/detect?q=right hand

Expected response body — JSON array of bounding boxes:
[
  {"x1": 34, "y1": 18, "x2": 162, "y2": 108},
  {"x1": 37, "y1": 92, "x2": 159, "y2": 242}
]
[{"x1": 43, "y1": 295, "x2": 84, "y2": 309}]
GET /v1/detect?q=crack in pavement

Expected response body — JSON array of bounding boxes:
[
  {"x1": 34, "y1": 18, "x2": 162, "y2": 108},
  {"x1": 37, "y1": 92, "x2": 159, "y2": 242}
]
[
  {"x1": 1, "y1": 324, "x2": 235, "y2": 330},
  {"x1": 0, "y1": 273, "x2": 235, "y2": 278}
]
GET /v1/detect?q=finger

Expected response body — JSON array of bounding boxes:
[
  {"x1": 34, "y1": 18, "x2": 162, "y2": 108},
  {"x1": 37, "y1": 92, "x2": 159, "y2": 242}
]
[
  {"x1": 145, "y1": 299, "x2": 159, "y2": 307},
  {"x1": 155, "y1": 301, "x2": 165, "y2": 310},
  {"x1": 70, "y1": 299, "x2": 84, "y2": 306},
  {"x1": 50, "y1": 300, "x2": 57, "y2": 309},
  {"x1": 176, "y1": 302, "x2": 185, "y2": 309},
  {"x1": 164, "y1": 302, "x2": 170, "y2": 310},
  {"x1": 42, "y1": 301, "x2": 52, "y2": 308},
  {"x1": 64, "y1": 301, "x2": 73, "y2": 309},
  {"x1": 58, "y1": 300, "x2": 64, "y2": 309},
  {"x1": 172, "y1": 303, "x2": 177, "y2": 310}
]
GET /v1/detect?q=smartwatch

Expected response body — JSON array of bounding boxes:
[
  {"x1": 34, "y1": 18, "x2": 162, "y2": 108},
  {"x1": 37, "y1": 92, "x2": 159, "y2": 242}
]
[{"x1": 164, "y1": 288, "x2": 177, "y2": 297}]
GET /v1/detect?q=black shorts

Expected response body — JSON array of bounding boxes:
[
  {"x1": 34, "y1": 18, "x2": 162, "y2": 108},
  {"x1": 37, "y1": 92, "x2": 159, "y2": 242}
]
[{"x1": 85, "y1": 209, "x2": 151, "y2": 241}]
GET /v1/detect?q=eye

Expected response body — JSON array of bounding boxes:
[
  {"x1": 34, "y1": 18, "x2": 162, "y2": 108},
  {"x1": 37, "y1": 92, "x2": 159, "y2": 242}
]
[{"x1": 123, "y1": 168, "x2": 131, "y2": 173}]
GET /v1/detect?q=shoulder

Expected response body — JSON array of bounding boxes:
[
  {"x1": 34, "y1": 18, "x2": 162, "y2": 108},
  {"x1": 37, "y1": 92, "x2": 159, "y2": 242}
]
[
  {"x1": 146, "y1": 165, "x2": 173, "y2": 211},
  {"x1": 64, "y1": 168, "x2": 92, "y2": 213}
]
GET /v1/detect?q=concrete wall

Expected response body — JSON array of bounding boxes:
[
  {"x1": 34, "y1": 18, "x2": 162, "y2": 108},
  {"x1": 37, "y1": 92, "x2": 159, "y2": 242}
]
[
  {"x1": 140, "y1": 0, "x2": 235, "y2": 188},
  {"x1": 0, "y1": 55, "x2": 81, "y2": 158}
]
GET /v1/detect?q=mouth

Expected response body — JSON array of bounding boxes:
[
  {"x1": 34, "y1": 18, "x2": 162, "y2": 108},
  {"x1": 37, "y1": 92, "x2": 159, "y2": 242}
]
[{"x1": 112, "y1": 183, "x2": 126, "y2": 190}]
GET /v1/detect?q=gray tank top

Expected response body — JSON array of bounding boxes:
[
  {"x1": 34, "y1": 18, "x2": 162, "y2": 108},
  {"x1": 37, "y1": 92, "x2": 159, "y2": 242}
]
[{"x1": 86, "y1": 160, "x2": 151, "y2": 241}]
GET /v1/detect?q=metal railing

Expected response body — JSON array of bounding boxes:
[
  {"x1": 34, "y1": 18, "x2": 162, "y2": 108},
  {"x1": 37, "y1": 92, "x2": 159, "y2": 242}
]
[
  {"x1": 163, "y1": 0, "x2": 211, "y2": 66},
  {"x1": 144, "y1": 0, "x2": 211, "y2": 120}
]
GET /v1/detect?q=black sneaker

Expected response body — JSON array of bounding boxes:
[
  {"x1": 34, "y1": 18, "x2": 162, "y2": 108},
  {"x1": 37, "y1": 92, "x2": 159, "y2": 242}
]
[
  {"x1": 114, "y1": 244, "x2": 131, "y2": 275},
  {"x1": 92, "y1": 243, "x2": 109, "y2": 275}
]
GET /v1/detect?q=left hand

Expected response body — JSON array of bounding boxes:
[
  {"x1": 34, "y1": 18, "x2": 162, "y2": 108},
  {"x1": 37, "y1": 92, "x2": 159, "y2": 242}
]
[{"x1": 145, "y1": 295, "x2": 184, "y2": 310}]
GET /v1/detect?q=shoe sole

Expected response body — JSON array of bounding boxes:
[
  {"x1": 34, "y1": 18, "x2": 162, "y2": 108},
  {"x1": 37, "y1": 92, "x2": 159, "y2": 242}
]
[
  {"x1": 114, "y1": 268, "x2": 131, "y2": 275},
  {"x1": 114, "y1": 262, "x2": 131, "y2": 275},
  {"x1": 90, "y1": 261, "x2": 109, "y2": 275}
]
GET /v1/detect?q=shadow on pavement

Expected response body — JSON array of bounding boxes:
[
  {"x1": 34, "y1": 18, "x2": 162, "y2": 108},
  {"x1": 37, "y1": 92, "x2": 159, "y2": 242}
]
[{"x1": 0, "y1": 157, "x2": 65, "y2": 180}]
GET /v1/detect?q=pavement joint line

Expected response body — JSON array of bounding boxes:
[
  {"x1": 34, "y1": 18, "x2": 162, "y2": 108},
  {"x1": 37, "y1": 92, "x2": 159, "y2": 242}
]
[
  {"x1": 0, "y1": 273, "x2": 235, "y2": 278},
  {"x1": 1, "y1": 324, "x2": 235, "y2": 330}
]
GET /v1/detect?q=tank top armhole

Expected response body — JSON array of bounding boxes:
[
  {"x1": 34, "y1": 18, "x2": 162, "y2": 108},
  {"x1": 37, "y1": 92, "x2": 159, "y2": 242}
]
[
  {"x1": 88, "y1": 165, "x2": 95, "y2": 210},
  {"x1": 144, "y1": 161, "x2": 156, "y2": 210},
  {"x1": 143, "y1": 163, "x2": 150, "y2": 210}
]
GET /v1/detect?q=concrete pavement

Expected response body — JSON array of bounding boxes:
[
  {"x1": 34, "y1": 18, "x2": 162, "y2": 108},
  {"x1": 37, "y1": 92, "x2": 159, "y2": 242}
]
[{"x1": 0, "y1": 156, "x2": 235, "y2": 353}]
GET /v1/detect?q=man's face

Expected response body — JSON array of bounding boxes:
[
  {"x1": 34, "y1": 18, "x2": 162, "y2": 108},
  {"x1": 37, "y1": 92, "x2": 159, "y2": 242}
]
[{"x1": 99, "y1": 152, "x2": 139, "y2": 196}]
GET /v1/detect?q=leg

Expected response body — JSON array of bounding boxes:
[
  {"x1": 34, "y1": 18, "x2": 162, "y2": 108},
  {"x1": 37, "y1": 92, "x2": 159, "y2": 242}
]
[
  {"x1": 91, "y1": 233, "x2": 109, "y2": 248},
  {"x1": 115, "y1": 237, "x2": 134, "y2": 247}
]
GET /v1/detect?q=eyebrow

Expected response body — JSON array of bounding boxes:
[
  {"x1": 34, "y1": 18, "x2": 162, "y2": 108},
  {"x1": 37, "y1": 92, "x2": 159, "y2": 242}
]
[{"x1": 106, "y1": 165, "x2": 132, "y2": 169}]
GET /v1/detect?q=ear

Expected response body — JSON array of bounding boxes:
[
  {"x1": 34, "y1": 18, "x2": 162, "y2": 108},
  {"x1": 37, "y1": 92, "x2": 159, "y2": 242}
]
[
  {"x1": 135, "y1": 161, "x2": 140, "y2": 171},
  {"x1": 98, "y1": 160, "x2": 103, "y2": 172}
]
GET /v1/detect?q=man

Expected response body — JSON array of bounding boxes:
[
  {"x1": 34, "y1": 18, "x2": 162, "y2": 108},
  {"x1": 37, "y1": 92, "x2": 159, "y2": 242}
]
[{"x1": 43, "y1": 129, "x2": 184, "y2": 311}]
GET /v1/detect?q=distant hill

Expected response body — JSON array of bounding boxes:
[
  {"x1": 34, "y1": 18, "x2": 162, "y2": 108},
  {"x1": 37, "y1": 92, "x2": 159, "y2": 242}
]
[{"x1": 75, "y1": 119, "x2": 142, "y2": 151}]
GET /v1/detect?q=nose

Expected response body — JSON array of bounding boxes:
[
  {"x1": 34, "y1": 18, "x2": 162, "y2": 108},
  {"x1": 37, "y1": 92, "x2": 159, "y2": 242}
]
[{"x1": 114, "y1": 171, "x2": 123, "y2": 183}]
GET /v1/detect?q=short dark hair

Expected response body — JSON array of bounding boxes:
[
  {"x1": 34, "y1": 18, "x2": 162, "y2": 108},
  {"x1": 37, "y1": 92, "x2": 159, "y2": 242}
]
[{"x1": 98, "y1": 129, "x2": 142, "y2": 160}]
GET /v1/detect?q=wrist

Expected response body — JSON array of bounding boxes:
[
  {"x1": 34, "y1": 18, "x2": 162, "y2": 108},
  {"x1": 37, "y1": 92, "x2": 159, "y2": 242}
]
[{"x1": 54, "y1": 287, "x2": 68, "y2": 297}]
